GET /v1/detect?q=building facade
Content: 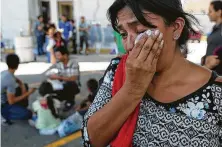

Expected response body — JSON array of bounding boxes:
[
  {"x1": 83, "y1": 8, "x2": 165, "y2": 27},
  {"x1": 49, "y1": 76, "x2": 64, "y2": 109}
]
[
  {"x1": 1, "y1": 0, "x2": 114, "y2": 43},
  {"x1": 1, "y1": 0, "x2": 214, "y2": 46}
]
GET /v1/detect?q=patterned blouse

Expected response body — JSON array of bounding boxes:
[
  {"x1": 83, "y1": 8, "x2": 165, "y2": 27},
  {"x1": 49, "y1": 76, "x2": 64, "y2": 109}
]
[{"x1": 82, "y1": 57, "x2": 222, "y2": 147}]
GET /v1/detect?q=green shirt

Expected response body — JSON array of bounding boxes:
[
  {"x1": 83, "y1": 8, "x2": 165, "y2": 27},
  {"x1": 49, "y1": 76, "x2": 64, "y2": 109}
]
[
  {"x1": 114, "y1": 31, "x2": 126, "y2": 54},
  {"x1": 33, "y1": 100, "x2": 61, "y2": 130}
]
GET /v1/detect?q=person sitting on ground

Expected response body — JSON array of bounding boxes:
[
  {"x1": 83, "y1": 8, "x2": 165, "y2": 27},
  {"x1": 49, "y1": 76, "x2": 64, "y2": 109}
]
[
  {"x1": 44, "y1": 26, "x2": 56, "y2": 64},
  {"x1": 54, "y1": 31, "x2": 67, "y2": 49},
  {"x1": 46, "y1": 47, "x2": 80, "y2": 111},
  {"x1": 75, "y1": 79, "x2": 98, "y2": 116},
  {"x1": 31, "y1": 81, "x2": 61, "y2": 135},
  {"x1": 1, "y1": 54, "x2": 36, "y2": 125}
]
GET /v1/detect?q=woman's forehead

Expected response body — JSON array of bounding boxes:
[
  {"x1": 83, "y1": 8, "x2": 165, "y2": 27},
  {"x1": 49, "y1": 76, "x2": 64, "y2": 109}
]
[
  {"x1": 117, "y1": 7, "x2": 159, "y2": 28},
  {"x1": 117, "y1": 7, "x2": 136, "y2": 24}
]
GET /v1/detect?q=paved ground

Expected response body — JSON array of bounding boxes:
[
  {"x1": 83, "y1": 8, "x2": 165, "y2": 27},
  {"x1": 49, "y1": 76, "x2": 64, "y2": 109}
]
[
  {"x1": 1, "y1": 54, "x2": 114, "y2": 147},
  {"x1": 1, "y1": 42, "x2": 207, "y2": 147}
]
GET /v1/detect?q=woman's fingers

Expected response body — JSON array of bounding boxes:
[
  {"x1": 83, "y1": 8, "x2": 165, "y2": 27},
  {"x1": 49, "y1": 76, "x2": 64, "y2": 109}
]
[
  {"x1": 145, "y1": 32, "x2": 163, "y2": 64},
  {"x1": 150, "y1": 40, "x2": 164, "y2": 66},
  {"x1": 137, "y1": 30, "x2": 161, "y2": 61},
  {"x1": 129, "y1": 35, "x2": 148, "y2": 58}
]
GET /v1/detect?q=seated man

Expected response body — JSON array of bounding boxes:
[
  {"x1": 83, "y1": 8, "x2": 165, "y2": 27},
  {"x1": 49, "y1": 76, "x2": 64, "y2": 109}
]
[
  {"x1": 46, "y1": 47, "x2": 80, "y2": 111},
  {"x1": 1, "y1": 54, "x2": 36, "y2": 125}
]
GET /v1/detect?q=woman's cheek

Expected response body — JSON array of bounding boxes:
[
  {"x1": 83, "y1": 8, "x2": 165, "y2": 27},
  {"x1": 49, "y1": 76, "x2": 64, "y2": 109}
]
[{"x1": 122, "y1": 40, "x2": 129, "y2": 52}]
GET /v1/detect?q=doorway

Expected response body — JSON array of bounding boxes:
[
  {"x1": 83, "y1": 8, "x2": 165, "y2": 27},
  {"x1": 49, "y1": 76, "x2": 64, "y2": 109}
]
[
  {"x1": 58, "y1": 2, "x2": 73, "y2": 20},
  {"x1": 41, "y1": 1, "x2": 50, "y2": 24}
]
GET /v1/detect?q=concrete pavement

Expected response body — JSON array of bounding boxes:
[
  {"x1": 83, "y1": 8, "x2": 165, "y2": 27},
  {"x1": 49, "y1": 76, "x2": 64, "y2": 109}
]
[{"x1": 1, "y1": 54, "x2": 114, "y2": 147}]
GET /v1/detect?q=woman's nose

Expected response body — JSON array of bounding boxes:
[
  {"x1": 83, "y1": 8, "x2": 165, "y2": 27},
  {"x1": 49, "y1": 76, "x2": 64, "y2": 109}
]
[{"x1": 125, "y1": 33, "x2": 137, "y2": 52}]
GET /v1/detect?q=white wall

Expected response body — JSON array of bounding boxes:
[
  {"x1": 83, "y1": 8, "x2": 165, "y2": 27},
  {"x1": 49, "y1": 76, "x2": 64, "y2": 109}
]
[
  {"x1": 1, "y1": 0, "x2": 40, "y2": 42},
  {"x1": 75, "y1": 0, "x2": 114, "y2": 26}
]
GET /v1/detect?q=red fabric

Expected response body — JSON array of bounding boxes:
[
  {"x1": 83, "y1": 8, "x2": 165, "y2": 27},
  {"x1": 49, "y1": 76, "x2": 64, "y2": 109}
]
[
  {"x1": 110, "y1": 55, "x2": 140, "y2": 147},
  {"x1": 40, "y1": 103, "x2": 48, "y2": 109},
  {"x1": 56, "y1": 40, "x2": 62, "y2": 48}
]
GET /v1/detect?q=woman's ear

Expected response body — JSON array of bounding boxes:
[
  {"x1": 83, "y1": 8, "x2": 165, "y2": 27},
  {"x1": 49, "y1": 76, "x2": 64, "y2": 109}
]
[
  {"x1": 216, "y1": 9, "x2": 222, "y2": 18},
  {"x1": 172, "y1": 17, "x2": 185, "y2": 40}
]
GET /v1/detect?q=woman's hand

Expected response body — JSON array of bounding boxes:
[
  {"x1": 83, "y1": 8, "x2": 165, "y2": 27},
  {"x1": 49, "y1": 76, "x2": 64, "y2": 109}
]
[{"x1": 124, "y1": 30, "x2": 164, "y2": 95}]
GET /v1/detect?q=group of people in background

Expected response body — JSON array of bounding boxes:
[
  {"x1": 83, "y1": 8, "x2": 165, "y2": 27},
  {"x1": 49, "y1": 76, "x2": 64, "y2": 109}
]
[
  {"x1": 34, "y1": 14, "x2": 90, "y2": 60},
  {"x1": 1, "y1": 52, "x2": 98, "y2": 136},
  {"x1": 1, "y1": 14, "x2": 97, "y2": 134}
]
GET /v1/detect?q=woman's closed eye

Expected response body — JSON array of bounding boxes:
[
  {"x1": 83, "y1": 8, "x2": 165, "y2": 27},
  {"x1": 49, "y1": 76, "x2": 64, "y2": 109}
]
[
  {"x1": 120, "y1": 32, "x2": 128, "y2": 39},
  {"x1": 120, "y1": 30, "x2": 146, "y2": 39}
]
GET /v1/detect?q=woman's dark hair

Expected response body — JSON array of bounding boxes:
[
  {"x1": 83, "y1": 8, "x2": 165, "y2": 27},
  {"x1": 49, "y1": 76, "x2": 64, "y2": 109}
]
[
  {"x1": 6, "y1": 54, "x2": 20, "y2": 69},
  {"x1": 107, "y1": 0, "x2": 199, "y2": 47},
  {"x1": 211, "y1": 1, "x2": 222, "y2": 15},
  {"x1": 38, "y1": 81, "x2": 59, "y2": 118}
]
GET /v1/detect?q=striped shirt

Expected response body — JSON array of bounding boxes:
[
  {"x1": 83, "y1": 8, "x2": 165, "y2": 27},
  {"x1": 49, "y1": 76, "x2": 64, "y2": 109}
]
[{"x1": 46, "y1": 59, "x2": 79, "y2": 78}]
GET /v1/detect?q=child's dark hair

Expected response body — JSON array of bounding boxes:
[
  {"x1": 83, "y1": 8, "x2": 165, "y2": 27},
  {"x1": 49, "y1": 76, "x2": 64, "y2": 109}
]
[
  {"x1": 46, "y1": 94, "x2": 59, "y2": 118},
  {"x1": 39, "y1": 81, "x2": 58, "y2": 118},
  {"x1": 39, "y1": 81, "x2": 53, "y2": 96},
  {"x1": 87, "y1": 79, "x2": 98, "y2": 93}
]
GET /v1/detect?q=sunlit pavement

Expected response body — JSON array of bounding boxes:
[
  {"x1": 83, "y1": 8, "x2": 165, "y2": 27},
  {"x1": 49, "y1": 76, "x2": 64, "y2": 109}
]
[
  {"x1": 1, "y1": 43, "x2": 207, "y2": 147},
  {"x1": 0, "y1": 42, "x2": 207, "y2": 75}
]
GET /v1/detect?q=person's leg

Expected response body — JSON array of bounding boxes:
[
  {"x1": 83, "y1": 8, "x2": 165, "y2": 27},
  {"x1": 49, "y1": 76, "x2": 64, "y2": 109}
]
[
  {"x1": 46, "y1": 52, "x2": 51, "y2": 63},
  {"x1": 15, "y1": 84, "x2": 29, "y2": 107},
  {"x1": 79, "y1": 36, "x2": 84, "y2": 54},
  {"x1": 84, "y1": 36, "x2": 90, "y2": 55},
  {"x1": 2, "y1": 104, "x2": 32, "y2": 120},
  {"x1": 72, "y1": 39, "x2": 77, "y2": 54},
  {"x1": 39, "y1": 35, "x2": 45, "y2": 55},
  {"x1": 37, "y1": 36, "x2": 42, "y2": 55},
  {"x1": 62, "y1": 82, "x2": 79, "y2": 111},
  {"x1": 1, "y1": 104, "x2": 11, "y2": 123}
]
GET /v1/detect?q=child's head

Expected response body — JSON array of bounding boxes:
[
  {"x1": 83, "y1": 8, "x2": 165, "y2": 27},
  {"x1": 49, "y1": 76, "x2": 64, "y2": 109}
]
[
  {"x1": 47, "y1": 26, "x2": 55, "y2": 38},
  {"x1": 87, "y1": 79, "x2": 98, "y2": 93},
  {"x1": 39, "y1": 81, "x2": 53, "y2": 96},
  {"x1": 54, "y1": 32, "x2": 62, "y2": 40}
]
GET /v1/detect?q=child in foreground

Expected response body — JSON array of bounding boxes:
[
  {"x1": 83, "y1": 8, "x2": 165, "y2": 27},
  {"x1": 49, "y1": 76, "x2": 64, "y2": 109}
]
[{"x1": 30, "y1": 81, "x2": 61, "y2": 135}]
